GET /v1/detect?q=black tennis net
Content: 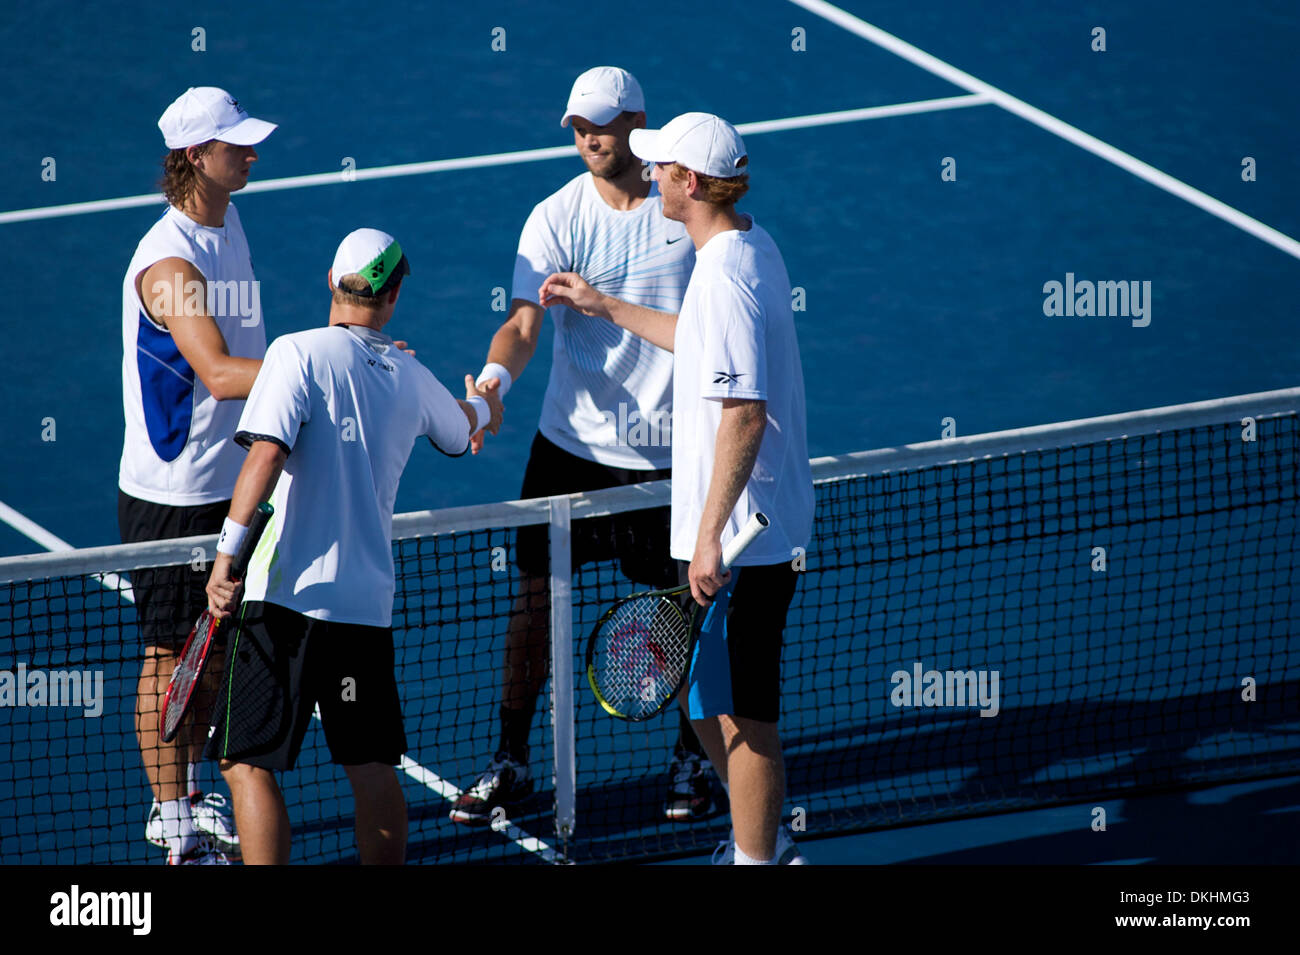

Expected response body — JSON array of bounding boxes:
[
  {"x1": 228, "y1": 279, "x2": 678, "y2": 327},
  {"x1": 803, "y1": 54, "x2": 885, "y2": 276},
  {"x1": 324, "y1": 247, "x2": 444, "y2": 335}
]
[{"x1": 2, "y1": 389, "x2": 1297, "y2": 864}]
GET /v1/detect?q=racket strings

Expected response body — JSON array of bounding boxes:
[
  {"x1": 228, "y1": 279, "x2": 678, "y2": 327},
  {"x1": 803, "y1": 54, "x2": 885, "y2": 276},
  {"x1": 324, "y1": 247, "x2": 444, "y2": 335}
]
[{"x1": 592, "y1": 596, "x2": 689, "y2": 718}]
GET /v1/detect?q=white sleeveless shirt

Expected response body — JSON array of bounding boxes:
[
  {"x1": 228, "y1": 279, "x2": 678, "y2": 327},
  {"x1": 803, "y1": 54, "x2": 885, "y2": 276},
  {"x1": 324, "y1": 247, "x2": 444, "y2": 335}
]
[{"x1": 119, "y1": 203, "x2": 267, "y2": 505}]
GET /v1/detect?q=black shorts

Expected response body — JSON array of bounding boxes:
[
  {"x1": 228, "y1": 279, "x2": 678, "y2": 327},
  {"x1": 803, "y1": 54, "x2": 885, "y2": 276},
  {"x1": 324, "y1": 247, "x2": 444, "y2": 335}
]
[
  {"x1": 204, "y1": 601, "x2": 407, "y2": 771},
  {"x1": 118, "y1": 490, "x2": 229, "y2": 649},
  {"x1": 686, "y1": 562, "x2": 800, "y2": 724},
  {"x1": 515, "y1": 432, "x2": 678, "y2": 588}
]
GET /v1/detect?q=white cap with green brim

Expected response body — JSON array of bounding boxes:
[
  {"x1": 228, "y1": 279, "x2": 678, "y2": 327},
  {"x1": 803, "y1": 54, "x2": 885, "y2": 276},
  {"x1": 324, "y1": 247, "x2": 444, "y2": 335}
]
[
  {"x1": 331, "y1": 229, "x2": 411, "y2": 297},
  {"x1": 629, "y1": 112, "x2": 748, "y2": 179}
]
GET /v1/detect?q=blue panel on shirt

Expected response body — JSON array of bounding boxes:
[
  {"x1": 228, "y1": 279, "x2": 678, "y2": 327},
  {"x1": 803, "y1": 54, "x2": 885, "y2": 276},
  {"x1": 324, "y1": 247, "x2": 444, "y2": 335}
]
[{"x1": 135, "y1": 311, "x2": 195, "y2": 462}]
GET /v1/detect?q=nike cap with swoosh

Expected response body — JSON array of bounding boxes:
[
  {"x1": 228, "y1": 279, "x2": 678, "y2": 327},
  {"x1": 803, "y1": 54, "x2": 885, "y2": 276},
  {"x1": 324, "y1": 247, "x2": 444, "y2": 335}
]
[
  {"x1": 629, "y1": 112, "x2": 748, "y2": 180},
  {"x1": 560, "y1": 66, "x2": 645, "y2": 128},
  {"x1": 158, "y1": 86, "x2": 277, "y2": 149}
]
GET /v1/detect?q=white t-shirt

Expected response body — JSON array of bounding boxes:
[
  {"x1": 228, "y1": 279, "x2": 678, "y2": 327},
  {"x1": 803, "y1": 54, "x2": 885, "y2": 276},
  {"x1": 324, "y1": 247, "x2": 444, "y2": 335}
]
[
  {"x1": 512, "y1": 173, "x2": 694, "y2": 469},
  {"x1": 119, "y1": 203, "x2": 267, "y2": 505},
  {"x1": 236, "y1": 325, "x2": 470, "y2": 627},
  {"x1": 670, "y1": 216, "x2": 814, "y2": 566}
]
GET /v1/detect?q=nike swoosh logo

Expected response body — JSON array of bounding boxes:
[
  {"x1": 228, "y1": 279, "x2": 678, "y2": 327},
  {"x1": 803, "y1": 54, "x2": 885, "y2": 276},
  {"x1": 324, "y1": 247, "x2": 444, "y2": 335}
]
[{"x1": 666, "y1": 236, "x2": 685, "y2": 244}]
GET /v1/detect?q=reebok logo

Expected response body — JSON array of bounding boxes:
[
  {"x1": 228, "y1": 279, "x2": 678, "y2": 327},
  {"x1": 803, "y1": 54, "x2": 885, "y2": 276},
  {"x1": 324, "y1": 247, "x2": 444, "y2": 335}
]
[{"x1": 713, "y1": 372, "x2": 741, "y2": 385}]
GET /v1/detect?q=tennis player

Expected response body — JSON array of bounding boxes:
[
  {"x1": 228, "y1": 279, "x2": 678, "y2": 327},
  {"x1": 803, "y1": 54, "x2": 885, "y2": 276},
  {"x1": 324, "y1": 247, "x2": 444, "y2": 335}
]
[
  {"x1": 203, "y1": 229, "x2": 502, "y2": 865},
  {"x1": 539, "y1": 113, "x2": 814, "y2": 864},
  {"x1": 453, "y1": 67, "x2": 715, "y2": 825},
  {"x1": 119, "y1": 86, "x2": 275, "y2": 864}
]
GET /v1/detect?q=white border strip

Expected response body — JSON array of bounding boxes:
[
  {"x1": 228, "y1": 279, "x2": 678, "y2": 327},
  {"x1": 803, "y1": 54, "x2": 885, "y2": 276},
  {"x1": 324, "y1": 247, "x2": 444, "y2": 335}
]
[
  {"x1": 808, "y1": 385, "x2": 1300, "y2": 485},
  {"x1": 2, "y1": 387, "x2": 1294, "y2": 582},
  {"x1": 547, "y1": 495, "x2": 576, "y2": 848},
  {"x1": 787, "y1": 0, "x2": 1300, "y2": 262},
  {"x1": 0, "y1": 95, "x2": 988, "y2": 226}
]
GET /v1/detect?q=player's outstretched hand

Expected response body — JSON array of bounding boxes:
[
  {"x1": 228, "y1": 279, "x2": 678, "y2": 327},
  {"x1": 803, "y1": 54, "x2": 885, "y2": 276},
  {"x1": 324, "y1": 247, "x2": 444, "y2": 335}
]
[
  {"x1": 539, "y1": 272, "x2": 608, "y2": 318},
  {"x1": 392, "y1": 339, "x2": 416, "y2": 357},
  {"x1": 465, "y1": 374, "x2": 504, "y2": 454}
]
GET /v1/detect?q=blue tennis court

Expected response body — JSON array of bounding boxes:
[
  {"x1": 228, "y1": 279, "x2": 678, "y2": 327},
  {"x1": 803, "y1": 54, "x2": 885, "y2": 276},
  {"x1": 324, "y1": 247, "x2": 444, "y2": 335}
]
[{"x1": 1, "y1": 0, "x2": 1297, "y2": 864}]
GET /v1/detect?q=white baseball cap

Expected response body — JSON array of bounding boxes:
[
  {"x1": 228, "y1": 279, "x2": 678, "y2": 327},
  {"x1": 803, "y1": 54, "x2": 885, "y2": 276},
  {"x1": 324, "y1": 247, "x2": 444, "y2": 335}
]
[
  {"x1": 331, "y1": 229, "x2": 410, "y2": 297},
  {"x1": 560, "y1": 66, "x2": 645, "y2": 128},
  {"x1": 158, "y1": 87, "x2": 277, "y2": 150},
  {"x1": 629, "y1": 112, "x2": 748, "y2": 179}
]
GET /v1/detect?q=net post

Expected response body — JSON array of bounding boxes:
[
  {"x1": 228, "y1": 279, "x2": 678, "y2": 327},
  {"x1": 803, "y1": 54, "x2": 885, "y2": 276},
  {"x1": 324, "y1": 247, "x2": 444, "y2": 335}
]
[{"x1": 547, "y1": 494, "x2": 576, "y2": 858}]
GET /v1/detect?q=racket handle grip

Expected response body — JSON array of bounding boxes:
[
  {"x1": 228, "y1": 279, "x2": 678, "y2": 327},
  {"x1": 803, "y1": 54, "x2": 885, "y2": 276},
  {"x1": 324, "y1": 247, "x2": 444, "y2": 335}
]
[
  {"x1": 720, "y1": 512, "x2": 769, "y2": 570},
  {"x1": 230, "y1": 501, "x2": 274, "y2": 580}
]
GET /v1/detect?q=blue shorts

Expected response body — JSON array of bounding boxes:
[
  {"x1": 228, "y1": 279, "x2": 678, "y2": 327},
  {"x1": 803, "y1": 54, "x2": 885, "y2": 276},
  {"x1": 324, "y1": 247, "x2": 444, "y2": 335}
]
[{"x1": 685, "y1": 562, "x2": 800, "y2": 723}]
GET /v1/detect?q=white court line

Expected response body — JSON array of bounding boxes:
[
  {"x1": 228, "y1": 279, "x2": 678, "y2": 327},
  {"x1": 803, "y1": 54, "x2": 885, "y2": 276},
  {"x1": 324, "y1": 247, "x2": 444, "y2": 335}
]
[
  {"x1": 788, "y1": 0, "x2": 1300, "y2": 262},
  {"x1": 2, "y1": 497, "x2": 555, "y2": 862},
  {"x1": 0, "y1": 499, "x2": 74, "y2": 551},
  {"x1": 0, "y1": 499, "x2": 131, "y2": 597},
  {"x1": 399, "y1": 756, "x2": 560, "y2": 863},
  {"x1": 0, "y1": 95, "x2": 989, "y2": 226}
]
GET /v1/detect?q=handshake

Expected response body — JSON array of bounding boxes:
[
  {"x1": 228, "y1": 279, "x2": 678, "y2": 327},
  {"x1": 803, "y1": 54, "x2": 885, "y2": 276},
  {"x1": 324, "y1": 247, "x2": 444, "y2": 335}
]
[
  {"x1": 463, "y1": 372, "x2": 505, "y2": 455},
  {"x1": 464, "y1": 271, "x2": 610, "y2": 456}
]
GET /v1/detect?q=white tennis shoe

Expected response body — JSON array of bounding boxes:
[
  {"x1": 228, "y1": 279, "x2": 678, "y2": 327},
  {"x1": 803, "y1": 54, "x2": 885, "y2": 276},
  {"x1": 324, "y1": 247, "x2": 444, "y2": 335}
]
[
  {"x1": 711, "y1": 825, "x2": 808, "y2": 865},
  {"x1": 167, "y1": 835, "x2": 233, "y2": 865},
  {"x1": 146, "y1": 792, "x2": 240, "y2": 857}
]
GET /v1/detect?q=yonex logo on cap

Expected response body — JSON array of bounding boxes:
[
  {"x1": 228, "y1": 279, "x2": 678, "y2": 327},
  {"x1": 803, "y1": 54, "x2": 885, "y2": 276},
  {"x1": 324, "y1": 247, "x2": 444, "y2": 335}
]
[{"x1": 331, "y1": 228, "x2": 411, "y2": 297}]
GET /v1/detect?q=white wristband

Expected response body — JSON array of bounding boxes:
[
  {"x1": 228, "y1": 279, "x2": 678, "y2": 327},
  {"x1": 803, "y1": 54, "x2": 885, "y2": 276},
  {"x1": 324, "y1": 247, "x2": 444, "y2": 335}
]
[
  {"x1": 216, "y1": 517, "x2": 248, "y2": 557},
  {"x1": 466, "y1": 395, "x2": 490, "y2": 436},
  {"x1": 476, "y1": 362, "x2": 513, "y2": 398}
]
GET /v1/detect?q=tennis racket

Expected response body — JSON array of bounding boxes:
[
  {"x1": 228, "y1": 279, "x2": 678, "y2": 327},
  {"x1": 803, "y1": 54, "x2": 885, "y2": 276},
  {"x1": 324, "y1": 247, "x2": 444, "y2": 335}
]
[
  {"x1": 585, "y1": 512, "x2": 770, "y2": 721},
  {"x1": 159, "y1": 502, "x2": 273, "y2": 743}
]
